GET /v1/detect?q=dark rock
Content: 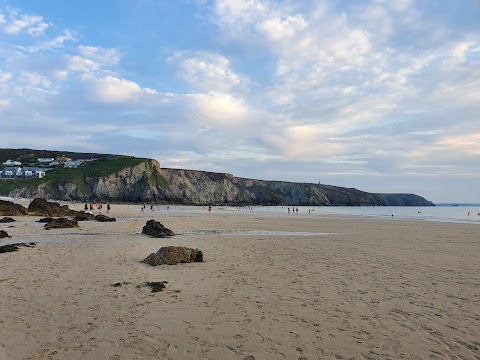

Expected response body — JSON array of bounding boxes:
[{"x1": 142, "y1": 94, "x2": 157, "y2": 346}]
[
  {"x1": 144, "y1": 281, "x2": 168, "y2": 293},
  {"x1": 142, "y1": 246, "x2": 203, "y2": 266},
  {"x1": 141, "y1": 219, "x2": 175, "y2": 238},
  {"x1": 44, "y1": 218, "x2": 79, "y2": 230},
  {"x1": 0, "y1": 230, "x2": 11, "y2": 238},
  {"x1": 73, "y1": 212, "x2": 96, "y2": 221},
  {"x1": 0, "y1": 217, "x2": 15, "y2": 223},
  {"x1": 142, "y1": 253, "x2": 166, "y2": 266},
  {"x1": 37, "y1": 217, "x2": 55, "y2": 223},
  {"x1": 0, "y1": 200, "x2": 28, "y2": 216},
  {"x1": 0, "y1": 242, "x2": 35, "y2": 253},
  {"x1": 111, "y1": 282, "x2": 130, "y2": 287},
  {"x1": 28, "y1": 198, "x2": 75, "y2": 217},
  {"x1": 95, "y1": 214, "x2": 116, "y2": 222}
]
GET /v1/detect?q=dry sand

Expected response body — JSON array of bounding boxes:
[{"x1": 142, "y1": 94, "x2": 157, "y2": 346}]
[{"x1": 0, "y1": 201, "x2": 479, "y2": 360}]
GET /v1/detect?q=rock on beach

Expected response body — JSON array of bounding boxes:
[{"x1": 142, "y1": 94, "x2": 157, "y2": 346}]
[
  {"x1": 142, "y1": 246, "x2": 203, "y2": 266},
  {"x1": 141, "y1": 219, "x2": 175, "y2": 237},
  {"x1": 0, "y1": 200, "x2": 28, "y2": 216},
  {"x1": 44, "y1": 218, "x2": 79, "y2": 230},
  {"x1": 28, "y1": 198, "x2": 75, "y2": 217}
]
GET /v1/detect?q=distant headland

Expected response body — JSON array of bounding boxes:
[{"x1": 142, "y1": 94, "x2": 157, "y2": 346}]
[{"x1": 0, "y1": 148, "x2": 434, "y2": 206}]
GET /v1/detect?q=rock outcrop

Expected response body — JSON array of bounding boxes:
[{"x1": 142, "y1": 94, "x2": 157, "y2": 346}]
[
  {"x1": 0, "y1": 200, "x2": 28, "y2": 216},
  {"x1": 0, "y1": 230, "x2": 11, "y2": 238},
  {"x1": 73, "y1": 213, "x2": 96, "y2": 221},
  {"x1": 141, "y1": 220, "x2": 175, "y2": 237},
  {"x1": 95, "y1": 214, "x2": 116, "y2": 222},
  {"x1": 142, "y1": 246, "x2": 203, "y2": 266},
  {"x1": 0, "y1": 217, "x2": 15, "y2": 223},
  {"x1": 0, "y1": 242, "x2": 35, "y2": 253},
  {"x1": 28, "y1": 198, "x2": 75, "y2": 217},
  {"x1": 44, "y1": 218, "x2": 79, "y2": 230}
]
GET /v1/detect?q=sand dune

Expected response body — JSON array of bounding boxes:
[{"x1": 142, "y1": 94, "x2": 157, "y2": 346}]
[{"x1": 1, "y1": 202, "x2": 479, "y2": 359}]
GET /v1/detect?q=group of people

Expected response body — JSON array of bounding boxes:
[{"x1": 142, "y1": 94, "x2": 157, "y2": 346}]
[{"x1": 84, "y1": 202, "x2": 111, "y2": 214}]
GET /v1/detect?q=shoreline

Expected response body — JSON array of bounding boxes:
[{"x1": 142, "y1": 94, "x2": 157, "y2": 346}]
[{"x1": 2, "y1": 196, "x2": 479, "y2": 226}]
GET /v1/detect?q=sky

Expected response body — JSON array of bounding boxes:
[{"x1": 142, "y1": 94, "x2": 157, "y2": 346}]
[{"x1": 0, "y1": 0, "x2": 479, "y2": 203}]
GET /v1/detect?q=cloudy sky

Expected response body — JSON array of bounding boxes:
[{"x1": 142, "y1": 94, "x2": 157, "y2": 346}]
[{"x1": 0, "y1": 0, "x2": 479, "y2": 203}]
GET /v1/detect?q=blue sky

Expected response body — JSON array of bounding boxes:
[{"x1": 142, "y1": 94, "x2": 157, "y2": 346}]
[{"x1": 0, "y1": 0, "x2": 479, "y2": 203}]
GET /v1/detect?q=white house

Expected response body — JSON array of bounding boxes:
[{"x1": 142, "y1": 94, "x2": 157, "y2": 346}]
[
  {"x1": 64, "y1": 160, "x2": 83, "y2": 168},
  {"x1": 2, "y1": 167, "x2": 20, "y2": 177},
  {"x1": 38, "y1": 158, "x2": 54, "y2": 163},
  {"x1": 3, "y1": 160, "x2": 21, "y2": 166},
  {"x1": 36, "y1": 170, "x2": 47, "y2": 178},
  {"x1": 0, "y1": 166, "x2": 52, "y2": 178}
]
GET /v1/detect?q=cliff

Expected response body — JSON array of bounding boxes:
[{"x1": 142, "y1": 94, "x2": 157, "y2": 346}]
[
  {"x1": 0, "y1": 156, "x2": 434, "y2": 206},
  {"x1": 375, "y1": 193, "x2": 435, "y2": 206}
]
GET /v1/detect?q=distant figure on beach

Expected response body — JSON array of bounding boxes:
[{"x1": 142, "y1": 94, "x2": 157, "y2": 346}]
[
  {"x1": 288, "y1": 207, "x2": 290, "y2": 214},
  {"x1": 98, "y1": 204, "x2": 102, "y2": 213},
  {"x1": 208, "y1": 206, "x2": 212, "y2": 212},
  {"x1": 141, "y1": 206, "x2": 144, "y2": 213},
  {"x1": 150, "y1": 205, "x2": 154, "y2": 211},
  {"x1": 296, "y1": 207, "x2": 298, "y2": 213},
  {"x1": 107, "y1": 203, "x2": 111, "y2": 213},
  {"x1": 84, "y1": 203, "x2": 88, "y2": 212},
  {"x1": 468, "y1": 212, "x2": 470, "y2": 216}
]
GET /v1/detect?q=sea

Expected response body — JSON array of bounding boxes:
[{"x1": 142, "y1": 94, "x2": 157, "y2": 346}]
[{"x1": 160, "y1": 204, "x2": 480, "y2": 225}]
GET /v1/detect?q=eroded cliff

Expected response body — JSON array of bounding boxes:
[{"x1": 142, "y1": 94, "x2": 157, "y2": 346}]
[{"x1": 4, "y1": 159, "x2": 434, "y2": 206}]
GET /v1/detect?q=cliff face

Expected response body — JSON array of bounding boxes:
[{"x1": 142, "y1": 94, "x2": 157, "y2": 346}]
[
  {"x1": 157, "y1": 168, "x2": 433, "y2": 206},
  {"x1": 6, "y1": 161, "x2": 434, "y2": 206},
  {"x1": 375, "y1": 193, "x2": 434, "y2": 206},
  {"x1": 9, "y1": 160, "x2": 167, "y2": 203}
]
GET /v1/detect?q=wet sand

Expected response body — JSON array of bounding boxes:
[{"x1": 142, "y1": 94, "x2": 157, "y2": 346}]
[{"x1": 0, "y1": 202, "x2": 479, "y2": 359}]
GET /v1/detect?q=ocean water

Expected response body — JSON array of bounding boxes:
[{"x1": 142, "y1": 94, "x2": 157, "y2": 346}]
[{"x1": 156, "y1": 204, "x2": 480, "y2": 224}]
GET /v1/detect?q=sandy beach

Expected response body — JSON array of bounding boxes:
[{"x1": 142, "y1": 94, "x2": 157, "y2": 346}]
[{"x1": 1, "y1": 201, "x2": 479, "y2": 360}]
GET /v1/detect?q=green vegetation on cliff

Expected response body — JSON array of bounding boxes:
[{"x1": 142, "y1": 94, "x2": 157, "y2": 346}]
[{"x1": 0, "y1": 156, "x2": 167, "y2": 197}]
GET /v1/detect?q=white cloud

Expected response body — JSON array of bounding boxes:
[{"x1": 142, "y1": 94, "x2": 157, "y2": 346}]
[
  {"x1": 186, "y1": 91, "x2": 249, "y2": 127},
  {"x1": 67, "y1": 55, "x2": 100, "y2": 73},
  {"x1": 18, "y1": 30, "x2": 75, "y2": 52},
  {"x1": 169, "y1": 52, "x2": 245, "y2": 91},
  {"x1": 85, "y1": 75, "x2": 156, "y2": 103},
  {"x1": 19, "y1": 71, "x2": 52, "y2": 88},
  {"x1": 0, "y1": 71, "x2": 12, "y2": 82},
  {"x1": 215, "y1": 0, "x2": 266, "y2": 25},
  {"x1": 4, "y1": 13, "x2": 49, "y2": 35},
  {"x1": 78, "y1": 46, "x2": 120, "y2": 65}
]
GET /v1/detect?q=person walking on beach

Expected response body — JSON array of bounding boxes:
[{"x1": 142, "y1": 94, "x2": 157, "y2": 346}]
[
  {"x1": 107, "y1": 203, "x2": 111, "y2": 213},
  {"x1": 84, "y1": 203, "x2": 88, "y2": 212}
]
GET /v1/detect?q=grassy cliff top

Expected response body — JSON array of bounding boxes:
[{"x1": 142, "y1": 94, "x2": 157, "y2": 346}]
[
  {"x1": 0, "y1": 148, "x2": 121, "y2": 164},
  {"x1": 0, "y1": 156, "x2": 150, "y2": 195}
]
